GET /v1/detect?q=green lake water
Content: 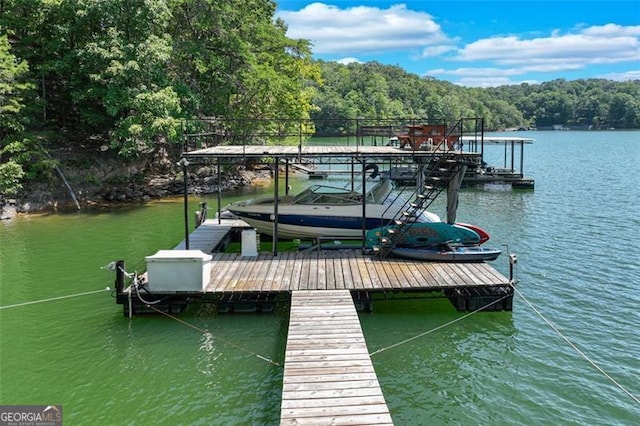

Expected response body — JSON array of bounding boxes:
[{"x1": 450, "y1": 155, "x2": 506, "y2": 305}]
[{"x1": 1, "y1": 131, "x2": 639, "y2": 424}]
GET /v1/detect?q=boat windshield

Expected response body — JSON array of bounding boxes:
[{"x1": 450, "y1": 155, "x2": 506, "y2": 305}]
[
  {"x1": 291, "y1": 180, "x2": 392, "y2": 205},
  {"x1": 292, "y1": 185, "x2": 363, "y2": 205}
]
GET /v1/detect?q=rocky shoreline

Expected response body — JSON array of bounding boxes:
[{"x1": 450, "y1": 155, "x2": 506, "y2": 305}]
[{"x1": 1, "y1": 167, "x2": 272, "y2": 221}]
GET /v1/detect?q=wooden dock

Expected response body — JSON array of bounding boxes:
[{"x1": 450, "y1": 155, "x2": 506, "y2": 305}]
[
  {"x1": 281, "y1": 290, "x2": 393, "y2": 425},
  {"x1": 117, "y1": 219, "x2": 516, "y2": 425},
  {"x1": 203, "y1": 250, "x2": 509, "y2": 293},
  {"x1": 173, "y1": 219, "x2": 251, "y2": 252}
]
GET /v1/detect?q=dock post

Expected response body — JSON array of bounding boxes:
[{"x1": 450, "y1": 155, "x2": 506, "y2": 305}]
[
  {"x1": 178, "y1": 157, "x2": 190, "y2": 249},
  {"x1": 115, "y1": 260, "x2": 126, "y2": 294},
  {"x1": 509, "y1": 253, "x2": 517, "y2": 282}
]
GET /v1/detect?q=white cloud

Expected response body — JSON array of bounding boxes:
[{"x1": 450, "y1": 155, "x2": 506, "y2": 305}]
[
  {"x1": 335, "y1": 57, "x2": 363, "y2": 65},
  {"x1": 278, "y1": 3, "x2": 640, "y2": 87},
  {"x1": 453, "y1": 26, "x2": 640, "y2": 66},
  {"x1": 598, "y1": 70, "x2": 640, "y2": 81},
  {"x1": 278, "y1": 3, "x2": 450, "y2": 54},
  {"x1": 581, "y1": 23, "x2": 640, "y2": 37},
  {"x1": 454, "y1": 76, "x2": 531, "y2": 88},
  {"x1": 422, "y1": 45, "x2": 456, "y2": 57},
  {"x1": 433, "y1": 24, "x2": 640, "y2": 86}
]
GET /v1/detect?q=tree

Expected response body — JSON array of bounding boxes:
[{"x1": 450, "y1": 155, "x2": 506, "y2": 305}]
[{"x1": 0, "y1": 34, "x2": 34, "y2": 195}]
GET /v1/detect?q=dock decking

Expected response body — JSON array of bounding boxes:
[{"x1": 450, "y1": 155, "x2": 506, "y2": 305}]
[
  {"x1": 173, "y1": 219, "x2": 250, "y2": 252},
  {"x1": 166, "y1": 219, "x2": 510, "y2": 294},
  {"x1": 203, "y1": 250, "x2": 509, "y2": 293},
  {"x1": 281, "y1": 290, "x2": 393, "y2": 425}
]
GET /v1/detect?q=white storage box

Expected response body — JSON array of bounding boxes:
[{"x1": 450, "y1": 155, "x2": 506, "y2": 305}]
[
  {"x1": 145, "y1": 250, "x2": 212, "y2": 292},
  {"x1": 241, "y1": 228, "x2": 258, "y2": 257}
]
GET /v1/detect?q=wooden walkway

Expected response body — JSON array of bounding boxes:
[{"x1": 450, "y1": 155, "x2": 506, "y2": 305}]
[
  {"x1": 173, "y1": 219, "x2": 250, "y2": 252},
  {"x1": 204, "y1": 250, "x2": 509, "y2": 293},
  {"x1": 281, "y1": 290, "x2": 393, "y2": 425}
]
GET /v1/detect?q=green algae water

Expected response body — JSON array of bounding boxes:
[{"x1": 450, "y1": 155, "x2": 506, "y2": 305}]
[{"x1": 1, "y1": 131, "x2": 639, "y2": 424}]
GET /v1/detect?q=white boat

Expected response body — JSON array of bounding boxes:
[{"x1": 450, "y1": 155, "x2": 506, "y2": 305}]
[{"x1": 224, "y1": 179, "x2": 441, "y2": 240}]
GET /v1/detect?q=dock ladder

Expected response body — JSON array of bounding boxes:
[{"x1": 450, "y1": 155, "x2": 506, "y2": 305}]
[{"x1": 371, "y1": 118, "x2": 483, "y2": 258}]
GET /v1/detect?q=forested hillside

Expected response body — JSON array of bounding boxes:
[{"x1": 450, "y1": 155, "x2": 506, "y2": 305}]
[
  {"x1": 311, "y1": 61, "x2": 640, "y2": 132},
  {"x1": 0, "y1": 0, "x2": 319, "y2": 196},
  {"x1": 1, "y1": 0, "x2": 638, "y2": 198}
]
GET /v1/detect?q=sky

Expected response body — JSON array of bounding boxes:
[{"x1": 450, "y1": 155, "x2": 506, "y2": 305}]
[{"x1": 275, "y1": 0, "x2": 640, "y2": 87}]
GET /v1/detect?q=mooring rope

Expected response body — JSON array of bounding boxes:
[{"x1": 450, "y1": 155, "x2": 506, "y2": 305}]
[
  {"x1": 511, "y1": 284, "x2": 640, "y2": 405},
  {"x1": 144, "y1": 304, "x2": 281, "y2": 367},
  {"x1": 0, "y1": 288, "x2": 111, "y2": 310},
  {"x1": 369, "y1": 293, "x2": 511, "y2": 357}
]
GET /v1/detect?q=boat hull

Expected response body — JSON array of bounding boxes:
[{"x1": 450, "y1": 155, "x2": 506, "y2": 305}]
[
  {"x1": 227, "y1": 204, "x2": 438, "y2": 240},
  {"x1": 391, "y1": 246, "x2": 502, "y2": 262}
]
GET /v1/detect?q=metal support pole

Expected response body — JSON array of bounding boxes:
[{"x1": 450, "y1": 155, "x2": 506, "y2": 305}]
[
  {"x1": 217, "y1": 158, "x2": 222, "y2": 224},
  {"x1": 520, "y1": 141, "x2": 525, "y2": 177},
  {"x1": 509, "y1": 253, "x2": 517, "y2": 282},
  {"x1": 285, "y1": 158, "x2": 290, "y2": 195},
  {"x1": 115, "y1": 260, "x2": 125, "y2": 294},
  {"x1": 178, "y1": 157, "x2": 190, "y2": 250},
  {"x1": 273, "y1": 158, "x2": 279, "y2": 256},
  {"x1": 361, "y1": 159, "x2": 367, "y2": 248}
]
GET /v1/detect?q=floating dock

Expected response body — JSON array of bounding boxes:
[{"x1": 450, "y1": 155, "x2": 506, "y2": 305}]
[
  {"x1": 116, "y1": 220, "x2": 514, "y2": 316},
  {"x1": 281, "y1": 290, "x2": 393, "y2": 425},
  {"x1": 114, "y1": 222, "x2": 515, "y2": 425}
]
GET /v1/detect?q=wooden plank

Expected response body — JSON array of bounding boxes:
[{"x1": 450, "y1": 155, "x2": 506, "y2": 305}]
[
  {"x1": 308, "y1": 254, "x2": 319, "y2": 290},
  {"x1": 281, "y1": 290, "x2": 391, "y2": 425},
  {"x1": 324, "y1": 251, "x2": 336, "y2": 290},
  {"x1": 355, "y1": 251, "x2": 376, "y2": 289},
  {"x1": 393, "y1": 257, "x2": 422, "y2": 289},
  {"x1": 367, "y1": 257, "x2": 391, "y2": 289},
  {"x1": 281, "y1": 395, "x2": 387, "y2": 409},
  {"x1": 316, "y1": 252, "x2": 327, "y2": 290},
  {"x1": 484, "y1": 263, "x2": 510, "y2": 283},
  {"x1": 448, "y1": 262, "x2": 484, "y2": 286},
  {"x1": 275, "y1": 252, "x2": 292, "y2": 291},
  {"x1": 423, "y1": 262, "x2": 453, "y2": 287},
  {"x1": 298, "y1": 254, "x2": 311, "y2": 291},
  {"x1": 231, "y1": 255, "x2": 263, "y2": 291},
  {"x1": 218, "y1": 254, "x2": 253, "y2": 291},
  {"x1": 332, "y1": 253, "x2": 346, "y2": 290},
  {"x1": 288, "y1": 252, "x2": 304, "y2": 291},
  {"x1": 261, "y1": 252, "x2": 281, "y2": 291},
  {"x1": 207, "y1": 252, "x2": 237, "y2": 291}
]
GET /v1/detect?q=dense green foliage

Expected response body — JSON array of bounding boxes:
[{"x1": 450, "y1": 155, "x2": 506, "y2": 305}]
[
  {"x1": 0, "y1": 0, "x2": 318, "y2": 195},
  {"x1": 0, "y1": 0, "x2": 638, "y2": 197},
  {"x1": 311, "y1": 61, "x2": 640, "y2": 131}
]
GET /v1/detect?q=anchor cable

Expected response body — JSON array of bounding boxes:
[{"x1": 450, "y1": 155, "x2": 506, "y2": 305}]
[
  {"x1": 0, "y1": 288, "x2": 110, "y2": 310},
  {"x1": 511, "y1": 283, "x2": 640, "y2": 405},
  {"x1": 144, "y1": 303, "x2": 281, "y2": 367},
  {"x1": 369, "y1": 293, "x2": 511, "y2": 357}
]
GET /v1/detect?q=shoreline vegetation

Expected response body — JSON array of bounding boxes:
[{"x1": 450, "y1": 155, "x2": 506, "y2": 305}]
[{"x1": 2, "y1": 2, "x2": 638, "y2": 220}]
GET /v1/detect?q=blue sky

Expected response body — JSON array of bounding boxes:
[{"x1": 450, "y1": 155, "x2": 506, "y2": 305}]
[{"x1": 275, "y1": 1, "x2": 640, "y2": 87}]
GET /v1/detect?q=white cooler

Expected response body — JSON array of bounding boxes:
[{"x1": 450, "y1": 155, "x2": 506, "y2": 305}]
[{"x1": 145, "y1": 250, "x2": 212, "y2": 291}]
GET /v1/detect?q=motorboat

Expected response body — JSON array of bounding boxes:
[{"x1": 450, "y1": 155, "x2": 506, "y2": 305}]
[
  {"x1": 223, "y1": 179, "x2": 442, "y2": 240},
  {"x1": 391, "y1": 244, "x2": 502, "y2": 262}
]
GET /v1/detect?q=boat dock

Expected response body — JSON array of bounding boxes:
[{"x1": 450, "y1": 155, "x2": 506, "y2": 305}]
[
  {"x1": 113, "y1": 118, "x2": 520, "y2": 424},
  {"x1": 114, "y1": 221, "x2": 515, "y2": 425},
  {"x1": 281, "y1": 290, "x2": 393, "y2": 425},
  {"x1": 117, "y1": 220, "x2": 514, "y2": 315}
]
